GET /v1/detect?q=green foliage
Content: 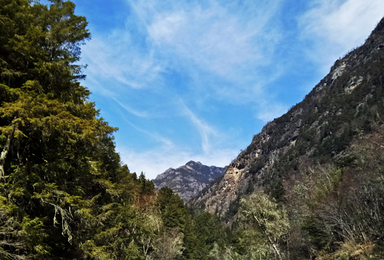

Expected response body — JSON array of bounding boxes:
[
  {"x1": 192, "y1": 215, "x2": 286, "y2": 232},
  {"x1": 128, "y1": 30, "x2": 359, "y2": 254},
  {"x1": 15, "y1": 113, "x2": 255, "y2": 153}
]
[
  {"x1": 269, "y1": 175, "x2": 286, "y2": 203},
  {"x1": 308, "y1": 168, "x2": 344, "y2": 209},
  {"x1": 239, "y1": 192, "x2": 290, "y2": 259},
  {"x1": 225, "y1": 196, "x2": 241, "y2": 221},
  {"x1": 248, "y1": 158, "x2": 265, "y2": 175},
  {"x1": 158, "y1": 187, "x2": 188, "y2": 231},
  {"x1": 183, "y1": 217, "x2": 199, "y2": 259},
  {"x1": 149, "y1": 228, "x2": 184, "y2": 260},
  {"x1": 139, "y1": 172, "x2": 155, "y2": 195},
  {"x1": 231, "y1": 229, "x2": 247, "y2": 255},
  {"x1": 0, "y1": 1, "x2": 160, "y2": 259},
  {"x1": 21, "y1": 216, "x2": 50, "y2": 256},
  {"x1": 301, "y1": 217, "x2": 331, "y2": 250},
  {"x1": 182, "y1": 211, "x2": 232, "y2": 260},
  {"x1": 239, "y1": 193, "x2": 289, "y2": 243}
]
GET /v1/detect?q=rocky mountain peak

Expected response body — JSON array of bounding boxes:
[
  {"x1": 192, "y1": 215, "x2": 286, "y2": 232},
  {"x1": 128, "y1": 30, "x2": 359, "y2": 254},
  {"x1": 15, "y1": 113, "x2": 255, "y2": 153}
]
[
  {"x1": 186, "y1": 160, "x2": 202, "y2": 166},
  {"x1": 152, "y1": 161, "x2": 226, "y2": 202}
]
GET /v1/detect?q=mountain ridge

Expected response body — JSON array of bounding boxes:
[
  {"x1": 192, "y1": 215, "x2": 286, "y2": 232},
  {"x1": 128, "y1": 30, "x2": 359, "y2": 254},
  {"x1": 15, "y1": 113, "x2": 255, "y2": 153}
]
[
  {"x1": 190, "y1": 17, "x2": 384, "y2": 223},
  {"x1": 152, "y1": 160, "x2": 226, "y2": 202}
]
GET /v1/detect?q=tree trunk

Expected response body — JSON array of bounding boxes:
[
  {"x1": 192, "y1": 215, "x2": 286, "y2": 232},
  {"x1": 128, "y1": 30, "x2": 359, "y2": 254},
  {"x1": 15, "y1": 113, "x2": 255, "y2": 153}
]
[
  {"x1": 0, "y1": 127, "x2": 15, "y2": 181},
  {"x1": 253, "y1": 215, "x2": 283, "y2": 260}
]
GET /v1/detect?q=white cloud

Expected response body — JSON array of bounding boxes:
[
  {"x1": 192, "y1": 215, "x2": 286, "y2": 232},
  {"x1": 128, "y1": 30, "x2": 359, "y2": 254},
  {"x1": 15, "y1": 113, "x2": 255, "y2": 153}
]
[
  {"x1": 299, "y1": 0, "x2": 384, "y2": 71},
  {"x1": 148, "y1": 9, "x2": 259, "y2": 76},
  {"x1": 145, "y1": 0, "x2": 282, "y2": 78},
  {"x1": 124, "y1": 0, "x2": 284, "y2": 105},
  {"x1": 82, "y1": 0, "x2": 286, "y2": 108},
  {"x1": 81, "y1": 31, "x2": 164, "y2": 91}
]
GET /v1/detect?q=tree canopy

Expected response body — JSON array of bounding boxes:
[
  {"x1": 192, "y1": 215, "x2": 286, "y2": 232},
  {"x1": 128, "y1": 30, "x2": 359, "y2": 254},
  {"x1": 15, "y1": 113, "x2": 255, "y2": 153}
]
[{"x1": 0, "y1": 1, "x2": 145, "y2": 258}]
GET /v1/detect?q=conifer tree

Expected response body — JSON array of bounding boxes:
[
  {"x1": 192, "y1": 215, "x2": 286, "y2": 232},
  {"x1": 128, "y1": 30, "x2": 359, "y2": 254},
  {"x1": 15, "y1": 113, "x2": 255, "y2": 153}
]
[{"x1": 0, "y1": 1, "x2": 147, "y2": 259}]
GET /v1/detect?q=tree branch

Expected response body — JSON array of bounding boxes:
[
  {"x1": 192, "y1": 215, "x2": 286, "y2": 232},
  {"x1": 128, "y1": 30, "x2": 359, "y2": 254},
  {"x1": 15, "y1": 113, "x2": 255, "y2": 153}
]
[
  {"x1": 253, "y1": 215, "x2": 283, "y2": 260},
  {"x1": 0, "y1": 126, "x2": 15, "y2": 181}
]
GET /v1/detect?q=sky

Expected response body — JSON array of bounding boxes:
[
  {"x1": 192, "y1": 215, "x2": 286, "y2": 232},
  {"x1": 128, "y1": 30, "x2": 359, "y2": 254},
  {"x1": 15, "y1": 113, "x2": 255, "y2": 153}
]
[{"x1": 42, "y1": 0, "x2": 384, "y2": 179}]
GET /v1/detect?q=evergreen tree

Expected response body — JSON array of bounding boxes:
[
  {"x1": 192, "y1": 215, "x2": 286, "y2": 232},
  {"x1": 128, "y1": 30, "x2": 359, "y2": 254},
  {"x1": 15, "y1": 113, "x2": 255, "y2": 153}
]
[
  {"x1": 0, "y1": 1, "x2": 148, "y2": 259},
  {"x1": 158, "y1": 187, "x2": 188, "y2": 232}
]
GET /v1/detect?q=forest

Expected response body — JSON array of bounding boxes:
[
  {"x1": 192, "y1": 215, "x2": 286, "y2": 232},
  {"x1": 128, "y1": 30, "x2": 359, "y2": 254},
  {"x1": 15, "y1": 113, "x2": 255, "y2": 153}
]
[
  {"x1": 1, "y1": 0, "x2": 384, "y2": 259},
  {"x1": 0, "y1": 0, "x2": 251, "y2": 259}
]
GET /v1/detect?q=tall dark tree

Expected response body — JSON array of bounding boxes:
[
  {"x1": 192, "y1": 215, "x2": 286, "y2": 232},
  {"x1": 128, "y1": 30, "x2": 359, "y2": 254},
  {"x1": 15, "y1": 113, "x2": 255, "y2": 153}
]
[
  {"x1": 158, "y1": 187, "x2": 188, "y2": 232},
  {"x1": 0, "y1": 1, "x2": 146, "y2": 259}
]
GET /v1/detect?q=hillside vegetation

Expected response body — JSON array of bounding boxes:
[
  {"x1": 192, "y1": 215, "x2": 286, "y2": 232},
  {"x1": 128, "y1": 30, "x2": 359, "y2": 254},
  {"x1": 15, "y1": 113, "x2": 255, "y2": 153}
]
[
  {"x1": 1, "y1": 1, "x2": 384, "y2": 259},
  {"x1": 190, "y1": 14, "x2": 384, "y2": 260}
]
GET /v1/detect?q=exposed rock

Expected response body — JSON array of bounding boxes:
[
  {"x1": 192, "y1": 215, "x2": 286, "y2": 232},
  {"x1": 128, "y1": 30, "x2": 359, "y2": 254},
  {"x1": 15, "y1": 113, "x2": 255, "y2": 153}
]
[
  {"x1": 152, "y1": 161, "x2": 226, "y2": 202},
  {"x1": 331, "y1": 61, "x2": 346, "y2": 80},
  {"x1": 189, "y1": 17, "x2": 384, "y2": 223}
]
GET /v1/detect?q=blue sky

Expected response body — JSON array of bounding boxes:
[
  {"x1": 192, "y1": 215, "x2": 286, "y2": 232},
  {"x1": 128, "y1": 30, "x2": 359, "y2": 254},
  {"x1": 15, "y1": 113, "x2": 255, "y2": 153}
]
[{"x1": 43, "y1": 0, "x2": 384, "y2": 179}]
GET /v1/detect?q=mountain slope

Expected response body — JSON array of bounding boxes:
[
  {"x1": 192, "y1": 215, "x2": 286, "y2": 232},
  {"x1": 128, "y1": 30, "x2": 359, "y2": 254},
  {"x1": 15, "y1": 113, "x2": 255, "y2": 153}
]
[
  {"x1": 190, "y1": 17, "x2": 384, "y2": 220},
  {"x1": 152, "y1": 161, "x2": 225, "y2": 202},
  {"x1": 189, "y1": 17, "x2": 384, "y2": 258}
]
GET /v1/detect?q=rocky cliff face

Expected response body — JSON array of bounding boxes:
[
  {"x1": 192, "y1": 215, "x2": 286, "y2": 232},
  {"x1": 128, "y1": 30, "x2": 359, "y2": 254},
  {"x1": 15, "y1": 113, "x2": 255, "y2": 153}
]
[
  {"x1": 190, "y1": 17, "x2": 384, "y2": 223},
  {"x1": 152, "y1": 161, "x2": 225, "y2": 202}
]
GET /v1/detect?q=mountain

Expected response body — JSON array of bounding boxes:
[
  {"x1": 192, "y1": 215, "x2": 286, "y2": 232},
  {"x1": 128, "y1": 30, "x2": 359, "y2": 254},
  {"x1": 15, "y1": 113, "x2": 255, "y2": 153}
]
[
  {"x1": 152, "y1": 161, "x2": 226, "y2": 202},
  {"x1": 190, "y1": 17, "x2": 384, "y2": 258}
]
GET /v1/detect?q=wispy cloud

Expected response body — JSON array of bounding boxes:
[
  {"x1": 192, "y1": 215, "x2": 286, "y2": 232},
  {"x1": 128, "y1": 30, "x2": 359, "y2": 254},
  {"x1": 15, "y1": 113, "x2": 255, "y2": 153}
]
[
  {"x1": 299, "y1": 0, "x2": 384, "y2": 72},
  {"x1": 81, "y1": 30, "x2": 164, "y2": 91},
  {"x1": 123, "y1": 119, "x2": 175, "y2": 148},
  {"x1": 178, "y1": 99, "x2": 218, "y2": 153},
  {"x1": 147, "y1": 6, "x2": 261, "y2": 76},
  {"x1": 113, "y1": 97, "x2": 149, "y2": 118},
  {"x1": 84, "y1": 0, "x2": 285, "y2": 102},
  {"x1": 141, "y1": 0, "x2": 284, "y2": 99}
]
